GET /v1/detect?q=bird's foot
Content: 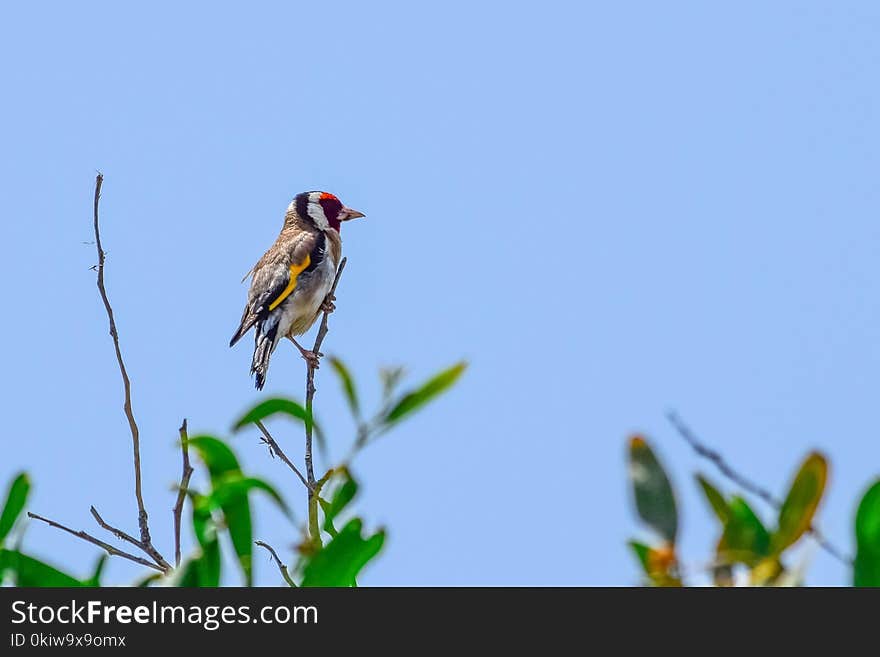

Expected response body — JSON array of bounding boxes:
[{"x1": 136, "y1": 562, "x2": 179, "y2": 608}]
[
  {"x1": 292, "y1": 339, "x2": 323, "y2": 369},
  {"x1": 301, "y1": 349, "x2": 322, "y2": 369},
  {"x1": 320, "y1": 294, "x2": 336, "y2": 314}
]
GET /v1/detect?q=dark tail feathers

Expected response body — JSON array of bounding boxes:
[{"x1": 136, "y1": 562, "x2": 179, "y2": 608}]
[
  {"x1": 229, "y1": 311, "x2": 258, "y2": 348},
  {"x1": 251, "y1": 338, "x2": 272, "y2": 390},
  {"x1": 250, "y1": 318, "x2": 279, "y2": 390}
]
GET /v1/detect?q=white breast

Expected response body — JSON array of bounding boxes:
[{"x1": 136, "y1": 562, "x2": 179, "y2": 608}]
[{"x1": 277, "y1": 251, "x2": 338, "y2": 337}]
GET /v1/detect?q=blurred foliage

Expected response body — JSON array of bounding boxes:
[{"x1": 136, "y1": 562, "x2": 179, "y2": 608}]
[
  {"x1": 854, "y1": 480, "x2": 880, "y2": 586},
  {"x1": 627, "y1": 435, "x2": 880, "y2": 587},
  {"x1": 0, "y1": 359, "x2": 465, "y2": 587}
]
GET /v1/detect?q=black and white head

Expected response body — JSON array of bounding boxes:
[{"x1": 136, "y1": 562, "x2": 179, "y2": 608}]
[{"x1": 290, "y1": 191, "x2": 365, "y2": 232}]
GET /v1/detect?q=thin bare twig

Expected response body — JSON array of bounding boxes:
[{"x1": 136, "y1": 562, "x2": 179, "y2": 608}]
[
  {"x1": 301, "y1": 258, "x2": 347, "y2": 544},
  {"x1": 91, "y1": 173, "x2": 167, "y2": 567},
  {"x1": 173, "y1": 419, "x2": 194, "y2": 567},
  {"x1": 255, "y1": 420, "x2": 310, "y2": 490},
  {"x1": 89, "y1": 506, "x2": 141, "y2": 547},
  {"x1": 255, "y1": 540, "x2": 296, "y2": 587},
  {"x1": 27, "y1": 512, "x2": 164, "y2": 572},
  {"x1": 305, "y1": 257, "x2": 347, "y2": 486},
  {"x1": 89, "y1": 507, "x2": 171, "y2": 572},
  {"x1": 666, "y1": 411, "x2": 851, "y2": 565},
  {"x1": 29, "y1": 176, "x2": 175, "y2": 576}
]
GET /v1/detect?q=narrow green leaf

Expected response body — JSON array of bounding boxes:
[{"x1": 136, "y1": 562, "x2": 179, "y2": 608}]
[
  {"x1": 854, "y1": 479, "x2": 880, "y2": 587},
  {"x1": 628, "y1": 436, "x2": 678, "y2": 544},
  {"x1": 300, "y1": 519, "x2": 385, "y2": 587},
  {"x1": 695, "y1": 474, "x2": 729, "y2": 524},
  {"x1": 233, "y1": 398, "x2": 314, "y2": 433},
  {"x1": 1, "y1": 549, "x2": 83, "y2": 587},
  {"x1": 771, "y1": 452, "x2": 828, "y2": 554},
  {"x1": 83, "y1": 554, "x2": 108, "y2": 587},
  {"x1": 189, "y1": 435, "x2": 242, "y2": 481},
  {"x1": 627, "y1": 540, "x2": 651, "y2": 573},
  {"x1": 191, "y1": 498, "x2": 217, "y2": 549},
  {"x1": 0, "y1": 473, "x2": 31, "y2": 544},
  {"x1": 384, "y1": 362, "x2": 467, "y2": 425},
  {"x1": 318, "y1": 498, "x2": 336, "y2": 538},
  {"x1": 328, "y1": 357, "x2": 360, "y2": 418},
  {"x1": 185, "y1": 502, "x2": 222, "y2": 587},
  {"x1": 188, "y1": 452, "x2": 253, "y2": 586},
  {"x1": 175, "y1": 558, "x2": 201, "y2": 587},
  {"x1": 198, "y1": 539, "x2": 223, "y2": 587},
  {"x1": 322, "y1": 470, "x2": 359, "y2": 536},
  {"x1": 718, "y1": 496, "x2": 771, "y2": 566},
  {"x1": 175, "y1": 547, "x2": 221, "y2": 588},
  {"x1": 222, "y1": 498, "x2": 253, "y2": 585},
  {"x1": 207, "y1": 474, "x2": 293, "y2": 521},
  {"x1": 0, "y1": 548, "x2": 9, "y2": 581},
  {"x1": 133, "y1": 572, "x2": 163, "y2": 587}
]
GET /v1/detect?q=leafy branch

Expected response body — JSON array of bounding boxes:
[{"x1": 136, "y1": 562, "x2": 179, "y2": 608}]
[
  {"x1": 666, "y1": 411, "x2": 850, "y2": 565},
  {"x1": 627, "y1": 418, "x2": 880, "y2": 586}
]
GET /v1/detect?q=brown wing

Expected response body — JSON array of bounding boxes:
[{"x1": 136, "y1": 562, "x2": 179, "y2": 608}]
[{"x1": 229, "y1": 231, "x2": 321, "y2": 347}]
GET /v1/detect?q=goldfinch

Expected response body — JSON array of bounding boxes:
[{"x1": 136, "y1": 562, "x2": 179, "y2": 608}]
[{"x1": 230, "y1": 191, "x2": 365, "y2": 389}]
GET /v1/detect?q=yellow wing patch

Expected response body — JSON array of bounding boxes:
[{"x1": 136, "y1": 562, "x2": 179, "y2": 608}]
[{"x1": 268, "y1": 254, "x2": 311, "y2": 311}]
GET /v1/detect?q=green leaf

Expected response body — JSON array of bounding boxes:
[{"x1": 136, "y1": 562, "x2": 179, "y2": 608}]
[
  {"x1": 184, "y1": 502, "x2": 221, "y2": 587},
  {"x1": 187, "y1": 440, "x2": 253, "y2": 585},
  {"x1": 83, "y1": 554, "x2": 108, "y2": 587},
  {"x1": 695, "y1": 474, "x2": 729, "y2": 524},
  {"x1": 328, "y1": 357, "x2": 360, "y2": 418},
  {"x1": 197, "y1": 540, "x2": 222, "y2": 587},
  {"x1": 206, "y1": 475, "x2": 290, "y2": 584},
  {"x1": 384, "y1": 362, "x2": 467, "y2": 425},
  {"x1": 0, "y1": 473, "x2": 30, "y2": 545},
  {"x1": 175, "y1": 546, "x2": 221, "y2": 588},
  {"x1": 175, "y1": 558, "x2": 200, "y2": 587},
  {"x1": 854, "y1": 479, "x2": 880, "y2": 586},
  {"x1": 133, "y1": 572, "x2": 163, "y2": 587},
  {"x1": 0, "y1": 549, "x2": 83, "y2": 587},
  {"x1": 206, "y1": 474, "x2": 292, "y2": 521},
  {"x1": 718, "y1": 496, "x2": 771, "y2": 566},
  {"x1": 628, "y1": 436, "x2": 678, "y2": 544},
  {"x1": 189, "y1": 435, "x2": 242, "y2": 481},
  {"x1": 628, "y1": 540, "x2": 651, "y2": 573},
  {"x1": 233, "y1": 398, "x2": 315, "y2": 433},
  {"x1": 191, "y1": 498, "x2": 217, "y2": 548},
  {"x1": 222, "y1": 498, "x2": 252, "y2": 585},
  {"x1": 300, "y1": 519, "x2": 385, "y2": 587},
  {"x1": 317, "y1": 498, "x2": 333, "y2": 536},
  {"x1": 771, "y1": 452, "x2": 827, "y2": 555},
  {"x1": 322, "y1": 470, "x2": 359, "y2": 536}
]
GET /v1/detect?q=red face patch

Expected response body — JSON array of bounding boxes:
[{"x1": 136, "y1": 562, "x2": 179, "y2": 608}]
[{"x1": 318, "y1": 193, "x2": 344, "y2": 232}]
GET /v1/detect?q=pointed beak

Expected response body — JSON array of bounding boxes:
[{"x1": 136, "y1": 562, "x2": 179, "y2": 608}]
[{"x1": 341, "y1": 207, "x2": 365, "y2": 221}]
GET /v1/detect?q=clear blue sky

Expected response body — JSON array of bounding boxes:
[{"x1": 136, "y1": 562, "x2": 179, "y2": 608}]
[{"x1": 2, "y1": 2, "x2": 879, "y2": 585}]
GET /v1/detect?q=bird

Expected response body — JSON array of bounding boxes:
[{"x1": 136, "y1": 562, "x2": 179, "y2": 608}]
[{"x1": 230, "y1": 191, "x2": 365, "y2": 389}]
